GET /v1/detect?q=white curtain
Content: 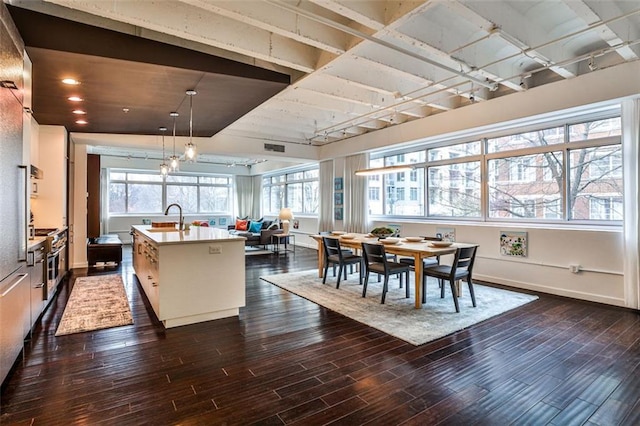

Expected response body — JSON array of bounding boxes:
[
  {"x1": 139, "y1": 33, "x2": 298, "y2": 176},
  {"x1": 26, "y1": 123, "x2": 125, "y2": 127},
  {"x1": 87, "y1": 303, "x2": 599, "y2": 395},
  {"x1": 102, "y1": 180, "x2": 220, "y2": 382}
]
[
  {"x1": 622, "y1": 99, "x2": 640, "y2": 310},
  {"x1": 251, "y1": 175, "x2": 262, "y2": 219},
  {"x1": 235, "y1": 175, "x2": 254, "y2": 218},
  {"x1": 344, "y1": 153, "x2": 369, "y2": 234},
  {"x1": 318, "y1": 160, "x2": 334, "y2": 232}
]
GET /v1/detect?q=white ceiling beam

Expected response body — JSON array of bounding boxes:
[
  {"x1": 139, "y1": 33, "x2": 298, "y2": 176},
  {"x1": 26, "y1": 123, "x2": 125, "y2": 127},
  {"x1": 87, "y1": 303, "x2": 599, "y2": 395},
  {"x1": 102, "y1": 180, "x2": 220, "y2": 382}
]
[
  {"x1": 566, "y1": 0, "x2": 639, "y2": 61},
  {"x1": 454, "y1": 0, "x2": 577, "y2": 79},
  {"x1": 267, "y1": 0, "x2": 496, "y2": 90},
  {"x1": 296, "y1": 74, "x2": 391, "y2": 107},
  {"x1": 279, "y1": 87, "x2": 380, "y2": 115},
  {"x1": 309, "y1": 0, "x2": 425, "y2": 31},
  {"x1": 178, "y1": 0, "x2": 349, "y2": 55},
  {"x1": 44, "y1": 0, "x2": 322, "y2": 72},
  {"x1": 378, "y1": 28, "x2": 523, "y2": 92}
]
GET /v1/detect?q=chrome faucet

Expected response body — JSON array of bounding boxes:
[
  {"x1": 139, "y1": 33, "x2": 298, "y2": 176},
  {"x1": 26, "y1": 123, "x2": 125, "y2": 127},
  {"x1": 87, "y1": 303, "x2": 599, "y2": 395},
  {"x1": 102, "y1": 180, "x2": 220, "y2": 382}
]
[{"x1": 164, "y1": 203, "x2": 184, "y2": 231}]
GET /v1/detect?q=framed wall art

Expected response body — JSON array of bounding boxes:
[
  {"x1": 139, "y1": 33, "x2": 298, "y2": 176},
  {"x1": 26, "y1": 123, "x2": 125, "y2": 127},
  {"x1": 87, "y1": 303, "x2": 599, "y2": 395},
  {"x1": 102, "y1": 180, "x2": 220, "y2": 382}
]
[{"x1": 500, "y1": 231, "x2": 528, "y2": 257}]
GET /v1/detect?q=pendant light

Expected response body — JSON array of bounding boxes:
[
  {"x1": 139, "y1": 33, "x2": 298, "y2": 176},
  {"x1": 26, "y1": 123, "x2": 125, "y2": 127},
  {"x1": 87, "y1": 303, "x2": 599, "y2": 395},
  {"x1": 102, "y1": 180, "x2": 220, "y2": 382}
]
[
  {"x1": 159, "y1": 126, "x2": 169, "y2": 178},
  {"x1": 185, "y1": 89, "x2": 197, "y2": 162},
  {"x1": 169, "y1": 111, "x2": 179, "y2": 171}
]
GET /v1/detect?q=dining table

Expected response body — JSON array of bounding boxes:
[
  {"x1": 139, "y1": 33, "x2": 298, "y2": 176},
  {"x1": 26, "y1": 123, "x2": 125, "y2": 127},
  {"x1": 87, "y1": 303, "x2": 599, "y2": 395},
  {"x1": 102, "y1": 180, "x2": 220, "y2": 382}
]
[{"x1": 310, "y1": 233, "x2": 470, "y2": 309}]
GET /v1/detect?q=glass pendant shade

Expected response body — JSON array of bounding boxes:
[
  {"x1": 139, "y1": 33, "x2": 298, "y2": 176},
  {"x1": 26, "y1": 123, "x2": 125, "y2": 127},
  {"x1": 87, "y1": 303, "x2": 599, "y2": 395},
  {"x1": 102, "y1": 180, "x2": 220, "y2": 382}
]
[
  {"x1": 185, "y1": 89, "x2": 197, "y2": 163},
  {"x1": 160, "y1": 163, "x2": 169, "y2": 177},
  {"x1": 159, "y1": 126, "x2": 169, "y2": 178},
  {"x1": 170, "y1": 111, "x2": 180, "y2": 171},
  {"x1": 170, "y1": 156, "x2": 179, "y2": 171},
  {"x1": 185, "y1": 142, "x2": 196, "y2": 161}
]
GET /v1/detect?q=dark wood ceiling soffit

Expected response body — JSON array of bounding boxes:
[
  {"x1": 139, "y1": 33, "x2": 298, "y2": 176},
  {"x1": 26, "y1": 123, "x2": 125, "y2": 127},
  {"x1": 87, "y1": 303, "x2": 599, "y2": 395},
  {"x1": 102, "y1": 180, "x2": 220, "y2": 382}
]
[{"x1": 7, "y1": 5, "x2": 290, "y2": 84}]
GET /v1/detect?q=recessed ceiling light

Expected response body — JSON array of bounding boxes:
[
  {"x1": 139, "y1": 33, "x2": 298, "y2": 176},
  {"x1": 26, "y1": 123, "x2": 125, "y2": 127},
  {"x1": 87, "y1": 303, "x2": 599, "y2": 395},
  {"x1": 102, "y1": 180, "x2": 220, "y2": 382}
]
[
  {"x1": 72, "y1": 110, "x2": 86, "y2": 115},
  {"x1": 1, "y1": 80, "x2": 18, "y2": 89},
  {"x1": 62, "y1": 78, "x2": 80, "y2": 85},
  {"x1": 68, "y1": 96, "x2": 83, "y2": 102},
  {"x1": 75, "y1": 120, "x2": 87, "y2": 124},
  {"x1": 122, "y1": 108, "x2": 130, "y2": 113}
]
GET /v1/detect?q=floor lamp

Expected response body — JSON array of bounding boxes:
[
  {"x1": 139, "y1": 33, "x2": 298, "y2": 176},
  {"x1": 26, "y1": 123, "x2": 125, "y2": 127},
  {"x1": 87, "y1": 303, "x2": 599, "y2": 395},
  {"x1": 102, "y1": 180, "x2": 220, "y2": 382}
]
[{"x1": 279, "y1": 208, "x2": 294, "y2": 234}]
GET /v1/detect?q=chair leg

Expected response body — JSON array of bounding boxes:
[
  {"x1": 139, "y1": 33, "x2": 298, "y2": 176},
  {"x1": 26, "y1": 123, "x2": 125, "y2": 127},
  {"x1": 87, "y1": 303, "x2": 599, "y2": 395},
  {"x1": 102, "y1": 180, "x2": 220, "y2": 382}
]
[
  {"x1": 440, "y1": 279, "x2": 445, "y2": 298},
  {"x1": 449, "y1": 279, "x2": 460, "y2": 313},
  {"x1": 336, "y1": 265, "x2": 344, "y2": 289},
  {"x1": 421, "y1": 277, "x2": 427, "y2": 304},
  {"x1": 343, "y1": 265, "x2": 348, "y2": 280},
  {"x1": 322, "y1": 263, "x2": 330, "y2": 284},
  {"x1": 381, "y1": 275, "x2": 390, "y2": 304},
  {"x1": 467, "y1": 278, "x2": 477, "y2": 307},
  {"x1": 405, "y1": 272, "x2": 410, "y2": 299},
  {"x1": 362, "y1": 273, "x2": 369, "y2": 297},
  {"x1": 359, "y1": 261, "x2": 363, "y2": 285}
]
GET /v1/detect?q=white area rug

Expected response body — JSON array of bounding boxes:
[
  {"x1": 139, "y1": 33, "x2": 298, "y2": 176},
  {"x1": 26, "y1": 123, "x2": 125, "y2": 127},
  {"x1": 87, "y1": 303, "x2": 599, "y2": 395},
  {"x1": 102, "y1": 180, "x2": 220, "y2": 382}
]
[
  {"x1": 261, "y1": 270, "x2": 538, "y2": 345},
  {"x1": 55, "y1": 275, "x2": 133, "y2": 336}
]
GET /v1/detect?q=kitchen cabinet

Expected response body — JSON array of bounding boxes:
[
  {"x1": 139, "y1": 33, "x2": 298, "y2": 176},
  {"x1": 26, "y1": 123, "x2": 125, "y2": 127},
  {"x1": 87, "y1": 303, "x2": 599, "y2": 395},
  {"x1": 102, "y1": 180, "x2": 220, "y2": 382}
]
[
  {"x1": 0, "y1": 268, "x2": 30, "y2": 384},
  {"x1": 131, "y1": 225, "x2": 246, "y2": 328},
  {"x1": 31, "y1": 126, "x2": 67, "y2": 228}
]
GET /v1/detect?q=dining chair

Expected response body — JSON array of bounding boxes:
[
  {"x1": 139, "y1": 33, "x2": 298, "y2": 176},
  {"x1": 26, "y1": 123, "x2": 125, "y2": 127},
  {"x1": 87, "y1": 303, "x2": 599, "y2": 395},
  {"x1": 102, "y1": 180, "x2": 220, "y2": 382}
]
[
  {"x1": 322, "y1": 237, "x2": 363, "y2": 288},
  {"x1": 422, "y1": 245, "x2": 478, "y2": 313},
  {"x1": 398, "y1": 235, "x2": 443, "y2": 270},
  {"x1": 320, "y1": 232, "x2": 354, "y2": 277},
  {"x1": 361, "y1": 242, "x2": 411, "y2": 304}
]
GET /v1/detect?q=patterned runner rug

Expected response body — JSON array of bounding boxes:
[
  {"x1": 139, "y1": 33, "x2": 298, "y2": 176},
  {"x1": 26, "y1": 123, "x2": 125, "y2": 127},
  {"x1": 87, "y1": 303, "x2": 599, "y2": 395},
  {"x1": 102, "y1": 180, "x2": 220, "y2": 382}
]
[
  {"x1": 261, "y1": 269, "x2": 538, "y2": 346},
  {"x1": 55, "y1": 275, "x2": 134, "y2": 336}
]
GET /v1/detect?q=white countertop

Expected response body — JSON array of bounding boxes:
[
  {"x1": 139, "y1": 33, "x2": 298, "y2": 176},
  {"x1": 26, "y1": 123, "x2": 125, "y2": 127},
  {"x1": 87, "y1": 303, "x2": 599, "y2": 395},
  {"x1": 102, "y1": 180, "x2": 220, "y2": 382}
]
[{"x1": 132, "y1": 225, "x2": 245, "y2": 246}]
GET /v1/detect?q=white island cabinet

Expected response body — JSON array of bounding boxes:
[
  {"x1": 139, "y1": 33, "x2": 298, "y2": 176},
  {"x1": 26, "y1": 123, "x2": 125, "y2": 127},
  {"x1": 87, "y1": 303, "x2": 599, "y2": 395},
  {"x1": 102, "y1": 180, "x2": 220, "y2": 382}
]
[{"x1": 131, "y1": 225, "x2": 246, "y2": 328}]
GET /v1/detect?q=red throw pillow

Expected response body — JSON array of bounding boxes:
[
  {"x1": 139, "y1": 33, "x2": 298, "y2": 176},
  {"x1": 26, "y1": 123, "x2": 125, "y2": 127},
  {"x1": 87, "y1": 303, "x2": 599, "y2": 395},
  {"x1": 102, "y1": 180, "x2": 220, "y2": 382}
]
[{"x1": 236, "y1": 219, "x2": 248, "y2": 231}]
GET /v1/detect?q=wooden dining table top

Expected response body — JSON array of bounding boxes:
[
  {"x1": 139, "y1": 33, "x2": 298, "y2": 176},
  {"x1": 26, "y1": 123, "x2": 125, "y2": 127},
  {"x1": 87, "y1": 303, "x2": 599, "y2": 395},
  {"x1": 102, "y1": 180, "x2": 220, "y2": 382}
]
[{"x1": 310, "y1": 233, "x2": 467, "y2": 257}]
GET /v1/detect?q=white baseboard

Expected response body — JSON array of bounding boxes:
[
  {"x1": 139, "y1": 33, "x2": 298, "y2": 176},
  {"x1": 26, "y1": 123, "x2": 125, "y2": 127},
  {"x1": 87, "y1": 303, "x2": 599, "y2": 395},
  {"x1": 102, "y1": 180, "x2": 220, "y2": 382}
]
[{"x1": 474, "y1": 273, "x2": 626, "y2": 307}]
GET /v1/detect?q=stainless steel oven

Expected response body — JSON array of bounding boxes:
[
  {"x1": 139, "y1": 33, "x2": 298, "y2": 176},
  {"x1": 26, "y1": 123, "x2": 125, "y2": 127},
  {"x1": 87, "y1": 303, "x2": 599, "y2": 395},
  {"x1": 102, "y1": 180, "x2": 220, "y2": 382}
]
[{"x1": 35, "y1": 228, "x2": 67, "y2": 301}]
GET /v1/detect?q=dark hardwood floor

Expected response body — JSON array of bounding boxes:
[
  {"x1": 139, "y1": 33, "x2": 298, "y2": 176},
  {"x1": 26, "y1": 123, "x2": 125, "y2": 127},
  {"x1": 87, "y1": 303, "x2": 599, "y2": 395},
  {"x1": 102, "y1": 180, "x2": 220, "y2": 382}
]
[{"x1": 1, "y1": 246, "x2": 639, "y2": 425}]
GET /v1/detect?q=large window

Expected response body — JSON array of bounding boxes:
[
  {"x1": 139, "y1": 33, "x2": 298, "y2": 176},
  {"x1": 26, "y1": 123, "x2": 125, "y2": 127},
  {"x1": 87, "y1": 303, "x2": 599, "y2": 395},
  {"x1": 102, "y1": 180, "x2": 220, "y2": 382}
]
[
  {"x1": 488, "y1": 152, "x2": 562, "y2": 219},
  {"x1": 108, "y1": 170, "x2": 233, "y2": 215},
  {"x1": 262, "y1": 167, "x2": 319, "y2": 215},
  {"x1": 368, "y1": 114, "x2": 622, "y2": 224}
]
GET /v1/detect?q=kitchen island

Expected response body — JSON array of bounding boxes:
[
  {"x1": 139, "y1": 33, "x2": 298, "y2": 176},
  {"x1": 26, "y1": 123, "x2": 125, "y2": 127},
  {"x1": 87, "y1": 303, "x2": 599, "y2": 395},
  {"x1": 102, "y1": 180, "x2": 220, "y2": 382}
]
[{"x1": 131, "y1": 225, "x2": 246, "y2": 328}]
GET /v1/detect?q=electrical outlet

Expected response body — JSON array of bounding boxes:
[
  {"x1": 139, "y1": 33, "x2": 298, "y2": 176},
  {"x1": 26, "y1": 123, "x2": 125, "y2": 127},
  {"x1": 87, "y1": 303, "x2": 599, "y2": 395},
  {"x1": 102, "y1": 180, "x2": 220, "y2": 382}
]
[
  {"x1": 569, "y1": 264, "x2": 581, "y2": 273},
  {"x1": 209, "y1": 245, "x2": 222, "y2": 254}
]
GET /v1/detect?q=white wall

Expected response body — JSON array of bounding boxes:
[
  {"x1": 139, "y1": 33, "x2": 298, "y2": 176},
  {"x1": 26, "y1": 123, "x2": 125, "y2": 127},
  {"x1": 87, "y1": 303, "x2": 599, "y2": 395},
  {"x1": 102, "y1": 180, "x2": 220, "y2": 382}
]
[
  {"x1": 368, "y1": 220, "x2": 624, "y2": 307},
  {"x1": 70, "y1": 144, "x2": 88, "y2": 268}
]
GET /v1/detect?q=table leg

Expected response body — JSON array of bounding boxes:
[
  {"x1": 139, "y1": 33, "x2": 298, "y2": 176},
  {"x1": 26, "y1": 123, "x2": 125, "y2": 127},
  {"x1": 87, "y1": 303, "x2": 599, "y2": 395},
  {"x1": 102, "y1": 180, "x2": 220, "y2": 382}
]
[
  {"x1": 317, "y1": 239, "x2": 324, "y2": 278},
  {"x1": 413, "y1": 253, "x2": 422, "y2": 309}
]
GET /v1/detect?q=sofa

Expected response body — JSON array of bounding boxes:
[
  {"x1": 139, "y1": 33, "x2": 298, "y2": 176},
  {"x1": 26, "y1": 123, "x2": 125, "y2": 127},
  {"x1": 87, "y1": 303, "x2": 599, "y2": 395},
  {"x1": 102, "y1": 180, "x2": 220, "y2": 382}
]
[{"x1": 228, "y1": 218, "x2": 283, "y2": 248}]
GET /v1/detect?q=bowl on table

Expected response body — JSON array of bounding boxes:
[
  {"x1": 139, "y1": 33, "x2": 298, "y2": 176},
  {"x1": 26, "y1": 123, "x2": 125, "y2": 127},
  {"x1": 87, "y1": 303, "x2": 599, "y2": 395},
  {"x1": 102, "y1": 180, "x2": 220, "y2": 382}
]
[
  {"x1": 331, "y1": 231, "x2": 346, "y2": 235},
  {"x1": 340, "y1": 234, "x2": 356, "y2": 240},
  {"x1": 429, "y1": 241, "x2": 453, "y2": 248},
  {"x1": 404, "y1": 237, "x2": 423, "y2": 242},
  {"x1": 379, "y1": 237, "x2": 400, "y2": 245}
]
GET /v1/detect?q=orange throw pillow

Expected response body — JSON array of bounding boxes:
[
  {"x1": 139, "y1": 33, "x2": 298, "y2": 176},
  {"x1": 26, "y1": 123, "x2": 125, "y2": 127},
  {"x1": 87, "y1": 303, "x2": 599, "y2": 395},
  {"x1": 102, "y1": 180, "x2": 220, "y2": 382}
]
[{"x1": 236, "y1": 219, "x2": 249, "y2": 231}]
